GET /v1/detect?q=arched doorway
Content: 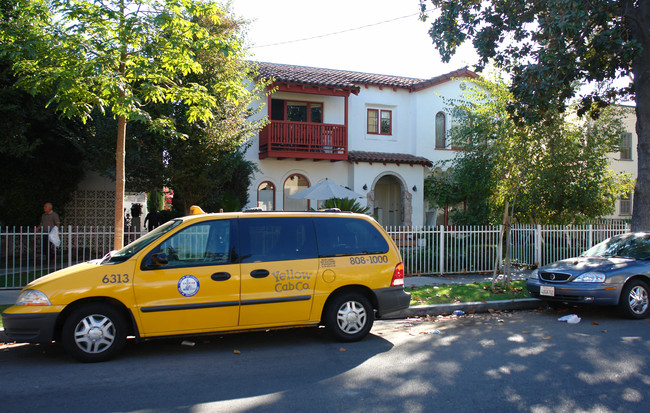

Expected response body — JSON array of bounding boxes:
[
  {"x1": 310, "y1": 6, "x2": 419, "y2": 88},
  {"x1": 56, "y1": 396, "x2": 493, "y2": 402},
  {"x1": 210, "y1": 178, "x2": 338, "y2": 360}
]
[
  {"x1": 283, "y1": 174, "x2": 310, "y2": 211},
  {"x1": 372, "y1": 175, "x2": 404, "y2": 226},
  {"x1": 257, "y1": 181, "x2": 275, "y2": 211}
]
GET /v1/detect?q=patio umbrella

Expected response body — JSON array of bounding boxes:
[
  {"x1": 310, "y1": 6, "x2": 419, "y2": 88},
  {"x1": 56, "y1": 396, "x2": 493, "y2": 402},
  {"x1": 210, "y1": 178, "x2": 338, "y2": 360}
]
[{"x1": 289, "y1": 179, "x2": 362, "y2": 201}]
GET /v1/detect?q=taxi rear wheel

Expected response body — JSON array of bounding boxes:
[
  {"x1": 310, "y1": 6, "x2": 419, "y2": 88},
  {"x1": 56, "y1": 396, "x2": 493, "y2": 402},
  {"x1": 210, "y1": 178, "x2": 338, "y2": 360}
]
[
  {"x1": 618, "y1": 280, "x2": 649, "y2": 319},
  {"x1": 325, "y1": 292, "x2": 374, "y2": 342},
  {"x1": 61, "y1": 303, "x2": 127, "y2": 362}
]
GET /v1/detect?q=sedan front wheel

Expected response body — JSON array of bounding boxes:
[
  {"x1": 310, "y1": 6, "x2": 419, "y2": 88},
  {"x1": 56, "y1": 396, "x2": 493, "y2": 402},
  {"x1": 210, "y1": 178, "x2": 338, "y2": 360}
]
[{"x1": 618, "y1": 280, "x2": 649, "y2": 319}]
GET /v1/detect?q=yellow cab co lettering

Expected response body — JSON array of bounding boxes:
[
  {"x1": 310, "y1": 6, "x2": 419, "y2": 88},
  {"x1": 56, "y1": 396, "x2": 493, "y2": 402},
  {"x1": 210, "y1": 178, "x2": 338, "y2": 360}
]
[{"x1": 273, "y1": 269, "x2": 312, "y2": 293}]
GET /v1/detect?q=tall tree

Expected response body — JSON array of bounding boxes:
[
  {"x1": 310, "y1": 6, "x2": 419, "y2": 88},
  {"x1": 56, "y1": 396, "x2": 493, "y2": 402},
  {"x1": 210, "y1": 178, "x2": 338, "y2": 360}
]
[
  {"x1": 0, "y1": 2, "x2": 88, "y2": 225},
  {"x1": 84, "y1": 13, "x2": 269, "y2": 215},
  {"x1": 420, "y1": 0, "x2": 650, "y2": 231},
  {"x1": 2, "y1": 0, "x2": 247, "y2": 248}
]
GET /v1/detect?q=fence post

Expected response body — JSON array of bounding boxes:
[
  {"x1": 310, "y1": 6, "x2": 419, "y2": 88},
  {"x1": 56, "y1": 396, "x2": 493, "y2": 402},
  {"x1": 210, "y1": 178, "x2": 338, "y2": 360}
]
[
  {"x1": 535, "y1": 225, "x2": 542, "y2": 267},
  {"x1": 67, "y1": 225, "x2": 73, "y2": 267},
  {"x1": 439, "y1": 225, "x2": 445, "y2": 275},
  {"x1": 588, "y1": 224, "x2": 593, "y2": 249}
]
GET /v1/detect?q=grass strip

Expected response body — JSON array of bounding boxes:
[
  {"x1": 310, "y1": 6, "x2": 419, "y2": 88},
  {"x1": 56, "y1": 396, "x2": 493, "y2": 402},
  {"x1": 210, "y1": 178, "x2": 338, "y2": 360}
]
[
  {"x1": 406, "y1": 280, "x2": 530, "y2": 306},
  {"x1": 0, "y1": 305, "x2": 10, "y2": 329}
]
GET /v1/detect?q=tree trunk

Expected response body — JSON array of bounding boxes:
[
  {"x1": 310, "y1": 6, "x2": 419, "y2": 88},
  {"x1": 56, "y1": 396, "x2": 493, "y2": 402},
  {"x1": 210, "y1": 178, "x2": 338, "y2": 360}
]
[
  {"x1": 492, "y1": 199, "x2": 510, "y2": 290},
  {"x1": 630, "y1": 0, "x2": 650, "y2": 232},
  {"x1": 114, "y1": 114, "x2": 126, "y2": 250}
]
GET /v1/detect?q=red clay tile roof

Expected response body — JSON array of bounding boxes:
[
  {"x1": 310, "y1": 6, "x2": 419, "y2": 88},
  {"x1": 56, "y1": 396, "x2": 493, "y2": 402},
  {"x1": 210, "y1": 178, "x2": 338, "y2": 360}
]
[
  {"x1": 348, "y1": 151, "x2": 433, "y2": 167},
  {"x1": 255, "y1": 62, "x2": 477, "y2": 92}
]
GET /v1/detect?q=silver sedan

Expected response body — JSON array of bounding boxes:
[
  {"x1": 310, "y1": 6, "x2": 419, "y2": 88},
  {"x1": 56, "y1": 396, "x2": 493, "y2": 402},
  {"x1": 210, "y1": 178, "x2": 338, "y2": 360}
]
[{"x1": 526, "y1": 232, "x2": 650, "y2": 318}]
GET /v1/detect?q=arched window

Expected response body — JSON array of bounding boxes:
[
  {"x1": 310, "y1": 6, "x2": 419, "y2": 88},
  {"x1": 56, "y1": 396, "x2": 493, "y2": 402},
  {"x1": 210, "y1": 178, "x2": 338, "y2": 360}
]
[
  {"x1": 257, "y1": 182, "x2": 275, "y2": 211},
  {"x1": 283, "y1": 174, "x2": 310, "y2": 211},
  {"x1": 435, "y1": 111, "x2": 446, "y2": 149}
]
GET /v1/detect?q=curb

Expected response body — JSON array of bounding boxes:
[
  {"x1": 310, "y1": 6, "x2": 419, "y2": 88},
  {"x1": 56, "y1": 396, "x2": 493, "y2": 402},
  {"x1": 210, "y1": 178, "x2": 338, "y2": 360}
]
[{"x1": 383, "y1": 298, "x2": 543, "y2": 319}]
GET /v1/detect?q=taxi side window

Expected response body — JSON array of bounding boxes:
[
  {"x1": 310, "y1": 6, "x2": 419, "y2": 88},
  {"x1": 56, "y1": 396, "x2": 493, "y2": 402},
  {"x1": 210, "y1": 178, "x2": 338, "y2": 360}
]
[
  {"x1": 148, "y1": 220, "x2": 234, "y2": 268},
  {"x1": 239, "y1": 217, "x2": 317, "y2": 263},
  {"x1": 314, "y1": 217, "x2": 389, "y2": 257}
]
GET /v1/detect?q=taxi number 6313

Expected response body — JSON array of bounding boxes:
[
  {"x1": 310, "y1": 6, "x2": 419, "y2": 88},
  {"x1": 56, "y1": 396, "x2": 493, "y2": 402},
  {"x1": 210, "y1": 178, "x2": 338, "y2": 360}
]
[
  {"x1": 102, "y1": 274, "x2": 129, "y2": 284},
  {"x1": 350, "y1": 255, "x2": 388, "y2": 265}
]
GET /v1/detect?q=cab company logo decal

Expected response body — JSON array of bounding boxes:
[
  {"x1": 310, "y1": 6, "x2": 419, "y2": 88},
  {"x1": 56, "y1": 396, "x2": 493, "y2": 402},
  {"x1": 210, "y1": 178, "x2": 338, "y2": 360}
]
[
  {"x1": 178, "y1": 275, "x2": 200, "y2": 297},
  {"x1": 272, "y1": 269, "x2": 312, "y2": 292}
]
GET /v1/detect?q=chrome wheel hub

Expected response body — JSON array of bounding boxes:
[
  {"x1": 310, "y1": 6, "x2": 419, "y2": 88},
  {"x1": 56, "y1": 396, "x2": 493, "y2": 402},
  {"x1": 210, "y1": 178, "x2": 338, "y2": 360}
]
[
  {"x1": 628, "y1": 286, "x2": 648, "y2": 315},
  {"x1": 74, "y1": 314, "x2": 116, "y2": 354},
  {"x1": 337, "y1": 301, "x2": 367, "y2": 334}
]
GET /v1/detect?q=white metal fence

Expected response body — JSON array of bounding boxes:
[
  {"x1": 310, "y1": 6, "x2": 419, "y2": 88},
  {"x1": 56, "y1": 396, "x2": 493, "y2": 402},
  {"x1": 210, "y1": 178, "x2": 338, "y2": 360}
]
[
  {"x1": 1, "y1": 226, "x2": 144, "y2": 289},
  {"x1": 1, "y1": 222, "x2": 631, "y2": 289},
  {"x1": 385, "y1": 223, "x2": 630, "y2": 276}
]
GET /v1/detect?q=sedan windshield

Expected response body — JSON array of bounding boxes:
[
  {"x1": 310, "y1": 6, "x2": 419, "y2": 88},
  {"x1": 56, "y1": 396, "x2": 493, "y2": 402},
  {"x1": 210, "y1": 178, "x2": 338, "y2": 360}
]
[
  {"x1": 581, "y1": 233, "x2": 650, "y2": 260},
  {"x1": 102, "y1": 219, "x2": 183, "y2": 263}
]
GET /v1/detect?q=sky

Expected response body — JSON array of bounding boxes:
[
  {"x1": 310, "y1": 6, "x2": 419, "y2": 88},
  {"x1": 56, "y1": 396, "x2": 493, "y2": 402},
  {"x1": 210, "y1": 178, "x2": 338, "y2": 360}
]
[{"x1": 229, "y1": 0, "x2": 480, "y2": 80}]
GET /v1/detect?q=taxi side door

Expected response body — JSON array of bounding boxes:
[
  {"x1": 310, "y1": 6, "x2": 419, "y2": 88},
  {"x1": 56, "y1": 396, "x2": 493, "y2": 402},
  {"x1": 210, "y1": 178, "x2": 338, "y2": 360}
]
[
  {"x1": 238, "y1": 216, "x2": 319, "y2": 326},
  {"x1": 133, "y1": 218, "x2": 240, "y2": 336}
]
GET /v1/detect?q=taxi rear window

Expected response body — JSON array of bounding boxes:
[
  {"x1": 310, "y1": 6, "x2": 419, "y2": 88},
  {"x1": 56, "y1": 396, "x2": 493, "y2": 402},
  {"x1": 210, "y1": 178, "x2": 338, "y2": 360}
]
[{"x1": 314, "y1": 217, "x2": 388, "y2": 257}]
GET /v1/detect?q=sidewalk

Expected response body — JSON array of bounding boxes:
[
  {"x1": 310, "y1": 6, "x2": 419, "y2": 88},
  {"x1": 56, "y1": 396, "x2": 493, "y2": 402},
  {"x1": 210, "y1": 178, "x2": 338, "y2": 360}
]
[{"x1": 0, "y1": 289, "x2": 19, "y2": 306}]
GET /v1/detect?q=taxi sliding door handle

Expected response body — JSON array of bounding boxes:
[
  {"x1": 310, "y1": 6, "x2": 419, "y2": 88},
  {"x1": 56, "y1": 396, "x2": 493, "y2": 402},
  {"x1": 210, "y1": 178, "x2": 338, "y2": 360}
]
[
  {"x1": 250, "y1": 269, "x2": 269, "y2": 279},
  {"x1": 211, "y1": 272, "x2": 231, "y2": 281}
]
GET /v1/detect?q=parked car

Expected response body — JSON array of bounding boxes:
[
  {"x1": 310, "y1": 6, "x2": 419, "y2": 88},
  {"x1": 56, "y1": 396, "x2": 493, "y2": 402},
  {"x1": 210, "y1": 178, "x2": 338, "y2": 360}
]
[
  {"x1": 527, "y1": 232, "x2": 650, "y2": 318},
  {"x1": 2, "y1": 208, "x2": 410, "y2": 362}
]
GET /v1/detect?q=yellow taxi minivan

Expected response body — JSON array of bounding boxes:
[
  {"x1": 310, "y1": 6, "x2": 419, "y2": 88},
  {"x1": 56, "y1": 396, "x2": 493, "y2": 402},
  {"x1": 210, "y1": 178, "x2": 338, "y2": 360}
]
[{"x1": 2, "y1": 209, "x2": 410, "y2": 362}]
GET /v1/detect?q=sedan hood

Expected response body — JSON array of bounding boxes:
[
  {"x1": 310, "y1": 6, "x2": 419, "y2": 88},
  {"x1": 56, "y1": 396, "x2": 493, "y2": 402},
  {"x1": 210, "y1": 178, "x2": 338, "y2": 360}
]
[{"x1": 541, "y1": 256, "x2": 633, "y2": 275}]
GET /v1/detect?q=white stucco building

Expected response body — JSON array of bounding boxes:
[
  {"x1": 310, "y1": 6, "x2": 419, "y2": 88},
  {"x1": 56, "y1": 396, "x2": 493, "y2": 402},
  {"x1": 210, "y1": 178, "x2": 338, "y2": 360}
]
[
  {"x1": 243, "y1": 62, "x2": 478, "y2": 227},
  {"x1": 604, "y1": 105, "x2": 638, "y2": 220}
]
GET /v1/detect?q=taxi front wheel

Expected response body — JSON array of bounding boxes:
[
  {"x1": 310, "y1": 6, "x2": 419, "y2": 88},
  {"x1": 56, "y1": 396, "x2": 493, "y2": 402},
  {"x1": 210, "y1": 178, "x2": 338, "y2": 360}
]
[
  {"x1": 325, "y1": 293, "x2": 374, "y2": 342},
  {"x1": 61, "y1": 303, "x2": 127, "y2": 362}
]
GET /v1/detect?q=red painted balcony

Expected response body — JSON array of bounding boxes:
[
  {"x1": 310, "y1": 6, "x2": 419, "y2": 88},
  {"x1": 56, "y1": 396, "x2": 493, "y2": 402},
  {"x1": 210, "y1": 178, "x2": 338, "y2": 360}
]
[{"x1": 259, "y1": 121, "x2": 347, "y2": 160}]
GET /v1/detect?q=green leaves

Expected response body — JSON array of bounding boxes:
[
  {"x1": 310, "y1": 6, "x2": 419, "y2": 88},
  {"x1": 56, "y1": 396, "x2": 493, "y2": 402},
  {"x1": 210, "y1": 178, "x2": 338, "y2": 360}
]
[
  {"x1": 4, "y1": 0, "x2": 241, "y2": 128},
  {"x1": 424, "y1": 76, "x2": 634, "y2": 225}
]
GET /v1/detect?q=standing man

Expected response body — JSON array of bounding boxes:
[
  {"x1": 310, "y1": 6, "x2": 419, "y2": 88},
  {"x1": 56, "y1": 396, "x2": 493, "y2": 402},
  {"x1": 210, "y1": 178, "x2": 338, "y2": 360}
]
[
  {"x1": 144, "y1": 209, "x2": 159, "y2": 231},
  {"x1": 35, "y1": 202, "x2": 61, "y2": 266}
]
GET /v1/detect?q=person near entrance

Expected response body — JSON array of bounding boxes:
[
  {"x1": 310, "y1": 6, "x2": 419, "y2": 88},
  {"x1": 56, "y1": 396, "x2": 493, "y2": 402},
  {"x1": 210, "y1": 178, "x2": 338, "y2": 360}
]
[{"x1": 35, "y1": 202, "x2": 61, "y2": 266}]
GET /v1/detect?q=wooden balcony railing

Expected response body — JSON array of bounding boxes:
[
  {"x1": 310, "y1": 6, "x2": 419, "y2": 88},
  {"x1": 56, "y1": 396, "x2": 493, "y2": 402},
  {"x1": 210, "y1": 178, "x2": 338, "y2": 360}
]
[{"x1": 259, "y1": 121, "x2": 347, "y2": 160}]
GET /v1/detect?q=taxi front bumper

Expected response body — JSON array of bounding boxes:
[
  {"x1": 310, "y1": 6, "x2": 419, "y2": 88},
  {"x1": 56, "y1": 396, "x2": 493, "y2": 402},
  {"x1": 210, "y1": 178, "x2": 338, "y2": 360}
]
[{"x1": 2, "y1": 311, "x2": 59, "y2": 343}]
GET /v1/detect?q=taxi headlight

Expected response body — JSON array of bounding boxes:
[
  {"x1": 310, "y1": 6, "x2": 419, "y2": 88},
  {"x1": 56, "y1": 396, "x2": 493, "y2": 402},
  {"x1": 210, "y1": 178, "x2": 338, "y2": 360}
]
[
  {"x1": 573, "y1": 272, "x2": 606, "y2": 283},
  {"x1": 16, "y1": 289, "x2": 51, "y2": 306}
]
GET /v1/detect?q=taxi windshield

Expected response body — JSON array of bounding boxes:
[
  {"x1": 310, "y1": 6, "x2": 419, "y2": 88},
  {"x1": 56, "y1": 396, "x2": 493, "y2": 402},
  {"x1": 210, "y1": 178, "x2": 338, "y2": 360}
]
[{"x1": 102, "y1": 219, "x2": 183, "y2": 263}]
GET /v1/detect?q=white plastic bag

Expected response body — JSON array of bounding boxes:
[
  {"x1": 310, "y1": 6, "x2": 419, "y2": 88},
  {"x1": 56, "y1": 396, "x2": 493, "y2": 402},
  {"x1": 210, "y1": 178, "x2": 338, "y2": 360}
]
[
  {"x1": 558, "y1": 314, "x2": 581, "y2": 324},
  {"x1": 48, "y1": 226, "x2": 61, "y2": 247}
]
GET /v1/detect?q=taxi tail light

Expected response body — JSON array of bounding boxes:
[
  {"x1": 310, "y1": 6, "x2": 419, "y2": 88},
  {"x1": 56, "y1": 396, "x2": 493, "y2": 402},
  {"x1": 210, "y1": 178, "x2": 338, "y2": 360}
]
[{"x1": 391, "y1": 263, "x2": 404, "y2": 287}]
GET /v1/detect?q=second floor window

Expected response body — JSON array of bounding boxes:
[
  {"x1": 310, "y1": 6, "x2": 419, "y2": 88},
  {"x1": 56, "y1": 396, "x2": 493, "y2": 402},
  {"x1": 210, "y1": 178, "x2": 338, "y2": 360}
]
[
  {"x1": 435, "y1": 111, "x2": 447, "y2": 149},
  {"x1": 271, "y1": 99, "x2": 322, "y2": 123},
  {"x1": 620, "y1": 132, "x2": 632, "y2": 160},
  {"x1": 367, "y1": 109, "x2": 392, "y2": 135},
  {"x1": 620, "y1": 192, "x2": 632, "y2": 216}
]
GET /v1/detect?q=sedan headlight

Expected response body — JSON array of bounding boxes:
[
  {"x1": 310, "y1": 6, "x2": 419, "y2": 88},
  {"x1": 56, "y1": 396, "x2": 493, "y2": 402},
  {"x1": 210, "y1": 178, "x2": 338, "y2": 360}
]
[
  {"x1": 16, "y1": 289, "x2": 51, "y2": 306},
  {"x1": 529, "y1": 269, "x2": 539, "y2": 280},
  {"x1": 573, "y1": 272, "x2": 606, "y2": 283}
]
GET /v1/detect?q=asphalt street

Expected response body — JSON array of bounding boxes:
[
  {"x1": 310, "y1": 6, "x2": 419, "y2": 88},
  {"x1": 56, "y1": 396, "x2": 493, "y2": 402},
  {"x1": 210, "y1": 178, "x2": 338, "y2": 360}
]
[{"x1": 1, "y1": 308, "x2": 649, "y2": 412}]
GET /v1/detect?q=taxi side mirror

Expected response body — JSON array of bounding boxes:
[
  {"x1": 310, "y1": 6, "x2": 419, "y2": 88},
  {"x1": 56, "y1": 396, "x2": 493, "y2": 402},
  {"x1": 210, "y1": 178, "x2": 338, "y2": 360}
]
[{"x1": 151, "y1": 252, "x2": 168, "y2": 266}]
